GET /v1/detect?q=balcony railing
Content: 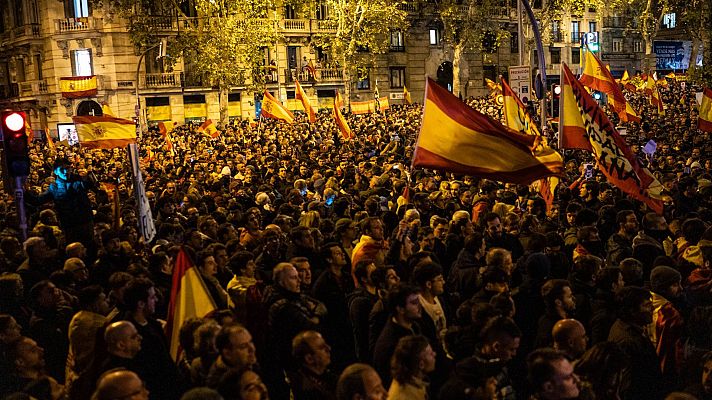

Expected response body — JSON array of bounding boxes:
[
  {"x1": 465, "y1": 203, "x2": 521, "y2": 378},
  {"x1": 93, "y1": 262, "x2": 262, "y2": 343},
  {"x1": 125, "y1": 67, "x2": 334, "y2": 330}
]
[
  {"x1": 181, "y1": 72, "x2": 208, "y2": 88},
  {"x1": 550, "y1": 31, "x2": 564, "y2": 42},
  {"x1": 284, "y1": 68, "x2": 343, "y2": 83},
  {"x1": 398, "y1": 3, "x2": 419, "y2": 12},
  {"x1": 142, "y1": 72, "x2": 182, "y2": 88},
  {"x1": 457, "y1": 6, "x2": 511, "y2": 19},
  {"x1": 55, "y1": 17, "x2": 100, "y2": 33},
  {"x1": 282, "y1": 19, "x2": 308, "y2": 32},
  {"x1": 602, "y1": 17, "x2": 637, "y2": 28},
  {"x1": 18, "y1": 80, "x2": 49, "y2": 96},
  {"x1": 311, "y1": 19, "x2": 338, "y2": 33},
  {"x1": 130, "y1": 15, "x2": 175, "y2": 31},
  {"x1": 0, "y1": 84, "x2": 19, "y2": 99}
]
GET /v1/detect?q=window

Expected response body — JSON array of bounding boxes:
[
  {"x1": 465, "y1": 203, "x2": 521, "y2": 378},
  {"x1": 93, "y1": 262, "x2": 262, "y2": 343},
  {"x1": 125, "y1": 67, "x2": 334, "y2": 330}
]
[
  {"x1": 71, "y1": 49, "x2": 92, "y2": 76},
  {"x1": 15, "y1": 59, "x2": 26, "y2": 82},
  {"x1": 634, "y1": 41, "x2": 643, "y2": 52},
  {"x1": 389, "y1": 67, "x2": 406, "y2": 88},
  {"x1": 390, "y1": 31, "x2": 405, "y2": 51},
  {"x1": 589, "y1": 21, "x2": 597, "y2": 32},
  {"x1": 284, "y1": 5, "x2": 296, "y2": 19},
  {"x1": 612, "y1": 39, "x2": 623, "y2": 53},
  {"x1": 510, "y1": 34, "x2": 518, "y2": 54},
  {"x1": 571, "y1": 21, "x2": 580, "y2": 36},
  {"x1": 34, "y1": 54, "x2": 42, "y2": 80},
  {"x1": 429, "y1": 28, "x2": 440, "y2": 45},
  {"x1": 356, "y1": 73, "x2": 370, "y2": 90},
  {"x1": 663, "y1": 13, "x2": 676, "y2": 28},
  {"x1": 550, "y1": 47, "x2": 561, "y2": 64},
  {"x1": 67, "y1": 0, "x2": 89, "y2": 18},
  {"x1": 571, "y1": 48, "x2": 580, "y2": 64},
  {"x1": 315, "y1": 1, "x2": 329, "y2": 20},
  {"x1": 14, "y1": 0, "x2": 24, "y2": 26}
]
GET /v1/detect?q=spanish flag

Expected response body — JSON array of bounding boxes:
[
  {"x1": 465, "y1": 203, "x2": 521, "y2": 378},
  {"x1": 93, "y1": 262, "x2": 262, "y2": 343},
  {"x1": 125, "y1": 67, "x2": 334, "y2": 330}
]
[
  {"x1": 609, "y1": 96, "x2": 641, "y2": 123},
  {"x1": 618, "y1": 70, "x2": 630, "y2": 84},
  {"x1": 45, "y1": 128, "x2": 55, "y2": 150},
  {"x1": 198, "y1": 119, "x2": 219, "y2": 138},
  {"x1": 335, "y1": 90, "x2": 344, "y2": 110},
  {"x1": 698, "y1": 88, "x2": 712, "y2": 132},
  {"x1": 351, "y1": 100, "x2": 376, "y2": 114},
  {"x1": 59, "y1": 76, "x2": 98, "y2": 98},
  {"x1": 306, "y1": 59, "x2": 318, "y2": 81},
  {"x1": 646, "y1": 75, "x2": 665, "y2": 115},
  {"x1": 295, "y1": 80, "x2": 316, "y2": 123},
  {"x1": 403, "y1": 86, "x2": 412, "y2": 104},
  {"x1": 25, "y1": 120, "x2": 33, "y2": 145},
  {"x1": 559, "y1": 63, "x2": 663, "y2": 213},
  {"x1": 501, "y1": 77, "x2": 541, "y2": 138},
  {"x1": 261, "y1": 91, "x2": 295, "y2": 123},
  {"x1": 334, "y1": 96, "x2": 354, "y2": 139},
  {"x1": 579, "y1": 51, "x2": 626, "y2": 114},
  {"x1": 412, "y1": 77, "x2": 563, "y2": 185},
  {"x1": 158, "y1": 121, "x2": 177, "y2": 154},
  {"x1": 485, "y1": 78, "x2": 502, "y2": 94},
  {"x1": 378, "y1": 96, "x2": 390, "y2": 112},
  {"x1": 72, "y1": 115, "x2": 136, "y2": 149},
  {"x1": 166, "y1": 248, "x2": 217, "y2": 361},
  {"x1": 101, "y1": 102, "x2": 115, "y2": 117}
]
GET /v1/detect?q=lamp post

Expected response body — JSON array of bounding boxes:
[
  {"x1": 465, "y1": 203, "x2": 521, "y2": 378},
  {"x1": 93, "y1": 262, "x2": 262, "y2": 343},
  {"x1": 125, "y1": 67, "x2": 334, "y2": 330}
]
[{"x1": 135, "y1": 39, "x2": 166, "y2": 137}]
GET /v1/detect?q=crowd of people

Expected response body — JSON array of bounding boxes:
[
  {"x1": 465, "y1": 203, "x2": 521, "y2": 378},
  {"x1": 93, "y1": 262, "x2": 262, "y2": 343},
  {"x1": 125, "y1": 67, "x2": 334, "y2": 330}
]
[{"x1": 0, "y1": 77, "x2": 711, "y2": 400}]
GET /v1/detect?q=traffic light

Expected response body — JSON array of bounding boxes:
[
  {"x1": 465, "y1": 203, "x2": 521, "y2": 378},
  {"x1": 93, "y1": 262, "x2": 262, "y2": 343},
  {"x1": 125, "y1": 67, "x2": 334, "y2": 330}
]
[
  {"x1": 1, "y1": 111, "x2": 30, "y2": 177},
  {"x1": 551, "y1": 84, "x2": 561, "y2": 118}
]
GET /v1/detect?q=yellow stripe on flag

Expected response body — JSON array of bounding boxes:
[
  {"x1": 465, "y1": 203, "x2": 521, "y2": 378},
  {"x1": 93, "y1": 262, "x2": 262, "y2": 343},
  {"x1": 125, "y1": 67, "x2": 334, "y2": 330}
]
[
  {"x1": 404, "y1": 86, "x2": 412, "y2": 104},
  {"x1": 72, "y1": 115, "x2": 136, "y2": 149},
  {"x1": 351, "y1": 100, "x2": 376, "y2": 114},
  {"x1": 699, "y1": 88, "x2": 712, "y2": 132},
  {"x1": 59, "y1": 76, "x2": 98, "y2": 98},
  {"x1": 579, "y1": 51, "x2": 626, "y2": 113}
]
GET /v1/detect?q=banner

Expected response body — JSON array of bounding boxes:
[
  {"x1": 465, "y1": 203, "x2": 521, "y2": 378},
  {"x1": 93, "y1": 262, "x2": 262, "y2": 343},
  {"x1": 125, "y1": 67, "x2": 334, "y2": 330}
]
[
  {"x1": 559, "y1": 63, "x2": 663, "y2": 213},
  {"x1": 72, "y1": 115, "x2": 136, "y2": 149},
  {"x1": 128, "y1": 143, "x2": 156, "y2": 242},
  {"x1": 653, "y1": 40, "x2": 692, "y2": 70}
]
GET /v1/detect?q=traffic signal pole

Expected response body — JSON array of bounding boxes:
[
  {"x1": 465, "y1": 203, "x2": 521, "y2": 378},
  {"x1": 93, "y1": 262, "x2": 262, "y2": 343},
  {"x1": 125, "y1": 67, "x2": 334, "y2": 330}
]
[{"x1": 14, "y1": 176, "x2": 27, "y2": 240}]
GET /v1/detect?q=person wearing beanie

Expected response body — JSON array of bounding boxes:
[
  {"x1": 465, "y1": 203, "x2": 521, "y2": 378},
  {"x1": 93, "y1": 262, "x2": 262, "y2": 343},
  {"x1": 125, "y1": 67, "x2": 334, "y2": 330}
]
[{"x1": 649, "y1": 265, "x2": 684, "y2": 385}]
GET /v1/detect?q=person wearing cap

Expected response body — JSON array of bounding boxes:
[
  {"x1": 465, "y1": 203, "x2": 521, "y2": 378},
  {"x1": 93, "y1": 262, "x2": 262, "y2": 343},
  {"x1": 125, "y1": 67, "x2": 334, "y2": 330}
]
[{"x1": 649, "y1": 265, "x2": 685, "y2": 383}]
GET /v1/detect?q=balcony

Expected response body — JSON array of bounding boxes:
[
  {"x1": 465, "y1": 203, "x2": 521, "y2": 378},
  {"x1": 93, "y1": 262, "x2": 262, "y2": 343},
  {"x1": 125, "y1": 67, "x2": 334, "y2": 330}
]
[
  {"x1": 389, "y1": 45, "x2": 406, "y2": 52},
  {"x1": 550, "y1": 31, "x2": 564, "y2": 42},
  {"x1": 282, "y1": 19, "x2": 308, "y2": 33},
  {"x1": 456, "y1": 6, "x2": 511, "y2": 19},
  {"x1": 398, "y1": 3, "x2": 419, "y2": 12},
  {"x1": 55, "y1": 17, "x2": 100, "y2": 33},
  {"x1": 130, "y1": 15, "x2": 175, "y2": 32},
  {"x1": 311, "y1": 19, "x2": 338, "y2": 33},
  {"x1": 284, "y1": 67, "x2": 343, "y2": 84},
  {"x1": 181, "y1": 72, "x2": 209, "y2": 88},
  {"x1": 603, "y1": 17, "x2": 637, "y2": 28},
  {"x1": 142, "y1": 72, "x2": 182, "y2": 89},
  {"x1": 11, "y1": 23, "x2": 41, "y2": 39},
  {"x1": 0, "y1": 83, "x2": 19, "y2": 99},
  {"x1": 18, "y1": 80, "x2": 49, "y2": 97}
]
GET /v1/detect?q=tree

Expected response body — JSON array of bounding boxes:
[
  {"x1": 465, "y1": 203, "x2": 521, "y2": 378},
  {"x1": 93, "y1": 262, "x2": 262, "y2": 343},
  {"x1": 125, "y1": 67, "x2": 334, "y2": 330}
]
[
  {"x1": 427, "y1": 0, "x2": 512, "y2": 97},
  {"x1": 92, "y1": 0, "x2": 281, "y2": 125},
  {"x1": 310, "y1": 0, "x2": 410, "y2": 108}
]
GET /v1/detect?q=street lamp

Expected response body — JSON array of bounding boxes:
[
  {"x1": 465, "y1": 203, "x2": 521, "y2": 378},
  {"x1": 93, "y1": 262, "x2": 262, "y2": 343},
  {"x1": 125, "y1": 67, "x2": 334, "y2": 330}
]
[{"x1": 135, "y1": 38, "x2": 167, "y2": 137}]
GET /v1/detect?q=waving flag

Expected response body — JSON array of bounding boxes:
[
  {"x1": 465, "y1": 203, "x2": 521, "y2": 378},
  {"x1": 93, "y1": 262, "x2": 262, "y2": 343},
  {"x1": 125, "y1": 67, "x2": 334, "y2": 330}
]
[
  {"x1": 198, "y1": 119, "x2": 219, "y2": 138},
  {"x1": 698, "y1": 88, "x2": 712, "y2": 132},
  {"x1": 412, "y1": 77, "x2": 563, "y2": 185},
  {"x1": 501, "y1": 77, "x2": 541, "y2": 138},
  {"x1": 166, "y1": 248, "x2": 217, "y2": 360},
  {"x1": 335, "y1": 91, "x2": 344, "y2": 110},
  {"x1": 579, "y1": 51, "x2": 626, "y2": 115},
  {"x1": 45, "y1": 128, "x2": 55, "y2": 150},
  {"x1": 295, "y1": 80, "x2": 316, "y2": 123},
  {"x1": 101, "y1": 102, "x2": 115, "y2": 117},
  {"x1": 559, "y1": 63, "x2": 663, "y2": 213},
  {"x1": 646, "y1": 75, "x2": 665, "y2": 115},
  {"x1": 72, "y1": 115, "x2": 136, "y2": 149},
  {"x1": 261, "y1": 91, "x2": 295, "y2": 123},
  {"x1": 404, "y1": 86, "x2": 412, "y2": 104},
  {"x1": 334, "y1": 97, "x2": 354, "y2": 140}
]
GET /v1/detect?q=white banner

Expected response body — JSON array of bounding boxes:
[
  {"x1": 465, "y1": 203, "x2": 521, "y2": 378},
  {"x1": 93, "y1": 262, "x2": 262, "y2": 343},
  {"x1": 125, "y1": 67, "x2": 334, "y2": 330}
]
[{"x1": 128, "y1": 143, "x2": 156, "y2": 242}]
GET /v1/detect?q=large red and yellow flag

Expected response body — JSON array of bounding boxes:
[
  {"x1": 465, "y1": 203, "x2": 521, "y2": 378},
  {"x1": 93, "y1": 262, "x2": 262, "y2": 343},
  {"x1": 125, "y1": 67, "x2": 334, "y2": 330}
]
[
  {"x1": 335, "y1": 91, "x2": 344, "y2": 109},
  {"x1": 559, "y1": 63, "x2": 663, "y2": 213},
  {"x1": 59, "y1": 76, "x2": 98, "y2": 98},
  {"x1": 261, "y1": 91, "x2": 295, "y2": 123},
  {"x1": 579, "y1": 51, "x2": 626, "y2": 114},
  {"x1": 72, "y1": 115, "x2": 136, "y2": 149},
  {"x1": 351, "y1": 99, "x2": 376, "y2": 114},
  {"x1": 698, "y1": 88, "x2": 712, "y2": 132},
  {"x1": 608, "y1": 95, "x2": 641, "y2": 123},
  {"x1": 334, "y1": 97, "x2": 354, "y2": 140},
  {"x1": 166, "y1": 248, "x2": 217, "y2": 360},
  {"x1": 412, "y1": 77, "x2": 563, "y2": 185},
  {"x1": 158, "y1": 121, "x2": 177, "y2": 154},
  {"x1": 198, "y1": 119, "x2": 219, "y2": 138},
  {"x1": 295, "y1": 80, "x2": 316, "y2": 123},
  {"x1": 45, "y1": 128, "x2": 55, "y2": 151},
  {"x1": 378, "y1": 96, "x2": 390, "y2": 112}
]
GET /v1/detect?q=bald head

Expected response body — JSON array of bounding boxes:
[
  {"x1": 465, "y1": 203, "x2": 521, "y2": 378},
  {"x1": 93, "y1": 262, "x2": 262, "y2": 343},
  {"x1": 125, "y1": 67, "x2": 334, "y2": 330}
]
[
  {"x1": 65, "y1": 242, "x2": 86, "y2": 259},
  {"x1": 552, "y1": 319, "x2": 587, "y2": 359},
  {"x1": 105, "y1": 321, "x2": 141, "y2": 357},
  {"x1": 94, "y1": 369, "x2": 148, "y2": 400}
]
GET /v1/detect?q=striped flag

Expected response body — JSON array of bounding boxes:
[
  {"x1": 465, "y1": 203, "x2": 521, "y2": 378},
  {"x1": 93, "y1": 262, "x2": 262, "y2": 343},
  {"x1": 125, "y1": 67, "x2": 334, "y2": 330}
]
[
  {"x1": 306, "y1": 59, "x2": 317, "y2": 81},
  {"x1": 198, "y1": 119, "x2": 219, "y2": 138},
  {"x1": 351, "y1": 100, "x2": 376, "y2": 114},
  {"x1": 646, "y1": 75, "x2": 665, "y2": 115},
  {"x1": 335, "y1": 91, "x2": 344, "y2": 110},
  {"x1": 412, "y1": 77, "x2": 563, "y2": 185},
  {"x1": 559, "y1": 63, "x2": 663, "y2": 213},
  {"x1": 59, "y1": 76, "x2": 98, "y2": 98},
  {"x1": 261, "y1": 91, "x2": 295, "y2": 123},
  {"x1": 698, "y1": 88, "x2": 712, "y2": 132},
  {"x1": 158, "y1": 121, "x2": 177, "y2": 154},
  {"x1": 166, "y1": 248, "x2": 217, "y2": 361},
  {"x1": 334, "y1": 96, "x2": 354, "y2": 140},
  {"x1": 579, "y1": 51, "x2": 626, "y2": 115},
  {"x1": 295, "y1": 80, "x2": 316, "y2": 123},
  {"x1": 72, "y1": 115, "x2": 136, "y2": 149},
  {"x1": 403, "y1": 86, "x2": 412, "y2": 104},
  {"x1": 378, "y1": 96, "x2": 390, "y2": 112},
  {"x1": 25, "y1": 120, "x2": 33, "y2": 145},
  {"x1": 45, "y1": 128, "x2": 55, "y2": 150},
  {"x1": 101, "y1": 102, "x2": 115, "y2": 117}
]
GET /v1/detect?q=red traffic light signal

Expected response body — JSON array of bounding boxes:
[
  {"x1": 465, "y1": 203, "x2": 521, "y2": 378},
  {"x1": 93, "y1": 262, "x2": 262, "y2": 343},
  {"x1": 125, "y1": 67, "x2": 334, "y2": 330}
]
[
  {"x1": 552, "y1": 84, "x2": 561, "y2": 97},
  {"x1": 1, "y1": 111, "x2": 30, "y2": 177}
]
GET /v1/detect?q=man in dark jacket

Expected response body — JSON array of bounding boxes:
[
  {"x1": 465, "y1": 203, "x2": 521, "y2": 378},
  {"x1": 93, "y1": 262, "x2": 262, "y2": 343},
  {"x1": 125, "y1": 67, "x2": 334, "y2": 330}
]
[
  {"x1": 608, "y1": 286, "x2": 664, "y2": 400},
  {"x1": 288, "y1": 331, "x2": 337, "y2": 400},
  {"x1": 606, "y1": 210, "x2": 638, "y2": 267}
]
